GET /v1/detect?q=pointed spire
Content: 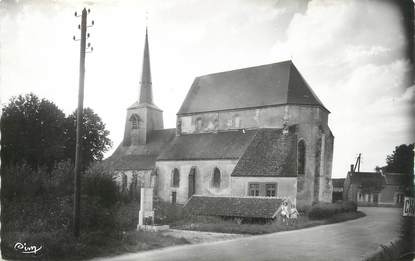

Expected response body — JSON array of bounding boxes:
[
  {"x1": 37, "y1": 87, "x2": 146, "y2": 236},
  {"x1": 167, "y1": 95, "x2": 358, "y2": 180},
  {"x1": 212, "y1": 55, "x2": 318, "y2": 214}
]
[{"x1": 139, "y1": 26, "x2": 153, "y2": 104}]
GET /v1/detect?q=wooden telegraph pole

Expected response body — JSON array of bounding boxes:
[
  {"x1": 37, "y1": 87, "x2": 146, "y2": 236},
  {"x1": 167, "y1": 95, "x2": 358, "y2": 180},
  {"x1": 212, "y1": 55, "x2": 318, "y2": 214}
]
[{"x1": 73, "y1": 8, "x2": 94, "y2": 237}]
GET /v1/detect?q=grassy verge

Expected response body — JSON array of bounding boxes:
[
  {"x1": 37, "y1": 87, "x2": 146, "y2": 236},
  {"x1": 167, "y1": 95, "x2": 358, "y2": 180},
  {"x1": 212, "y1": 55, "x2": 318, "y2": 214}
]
[
  {"x1": 172, "y1": 211, "x2": 366, "y2": 235},
  {"x1": 2, "y1": 230, "x2": 189, "y2": 260}
]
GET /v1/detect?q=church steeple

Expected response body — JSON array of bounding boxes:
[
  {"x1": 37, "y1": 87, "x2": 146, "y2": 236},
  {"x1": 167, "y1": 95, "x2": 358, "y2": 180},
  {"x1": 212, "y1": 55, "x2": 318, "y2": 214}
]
[
  {"x1": 123, "y1": 26, "x2": 163, "y2": 146},
  {"x1": 139, "y1": 27, "x2": 153, "y2": 104}
]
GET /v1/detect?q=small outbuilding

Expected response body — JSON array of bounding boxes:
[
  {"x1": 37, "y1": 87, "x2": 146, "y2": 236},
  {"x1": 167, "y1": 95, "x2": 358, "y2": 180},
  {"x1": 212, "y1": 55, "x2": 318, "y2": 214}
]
[
  {"x1": 343, "y1": 170, "x2": 410, "y2": 207},
  {"x1": 184, "y1": 195, "x2": 282, "y2": 221}
]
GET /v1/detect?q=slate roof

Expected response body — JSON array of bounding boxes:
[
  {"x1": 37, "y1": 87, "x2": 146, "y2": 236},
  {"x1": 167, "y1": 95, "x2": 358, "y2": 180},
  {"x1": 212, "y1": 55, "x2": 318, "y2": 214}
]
[
  {"x1": 108, "y1": 129, "x2": 176, "y2": 171},
  {"x1": 231, "y1": 129, "x2": 297, "y2": 177},
  {"x1": 383, "y1": 173, "x2": 411, "y2": 186},
  {"x1": 157, "y1": 129, "x2": 257, "y2": 161},
  {"x1": 332, "y1": 178, "x2": 345, "y2": 188},
  {"x1": 178, "y1": 60, "x2": 328, "y2": 115},
  {"x1": 108, "y1": 155, "x2": 158, "y2": 171},
  {"x1": 184, "y1": 195, "x2": 282, "y2": 219},
  {"x1": 349, "y1": 172, "x2": 385, "y2": 184}
]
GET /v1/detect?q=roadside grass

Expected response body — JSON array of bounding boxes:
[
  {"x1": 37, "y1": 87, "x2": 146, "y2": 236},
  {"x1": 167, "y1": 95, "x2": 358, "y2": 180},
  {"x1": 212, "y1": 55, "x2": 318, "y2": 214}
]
[
  {"x1": 1, "y1": 164, "x2": 190, "y2": 260},
  {"x1": 2, "y1": 230, "x2": 189, "y2": 260},
  {"x1": 171, "y1": 211, "x2": 366, "y2": 235}
]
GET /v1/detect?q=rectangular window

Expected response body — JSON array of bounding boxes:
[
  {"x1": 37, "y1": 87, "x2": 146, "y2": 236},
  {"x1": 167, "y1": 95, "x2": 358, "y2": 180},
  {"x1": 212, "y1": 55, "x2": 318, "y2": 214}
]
[
  {"x1": 248, "y1": 183, "x2": 278, "y2": 197},
  {"x1": 249, "y1": 183, "x2": 260, "y2": 197},
  {"x1": 266, "y1": 184, "x2": 276, "y2": 197}
]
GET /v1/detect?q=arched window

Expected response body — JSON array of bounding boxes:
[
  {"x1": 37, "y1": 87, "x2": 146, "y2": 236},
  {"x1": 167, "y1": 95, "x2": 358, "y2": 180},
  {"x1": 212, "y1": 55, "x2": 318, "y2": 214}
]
[
  {"x1": 233, "y1": 115, "x2": 241, "y2": 128},
  {"x1": 297, "y1": 140, "x2": 306, "y2": 175},
  {"x1": 196, "y1": 117, "x2": 203, "y2": 131},
  {"x1": 212, "y1": 167, "x2": 221, "y2": 188},
  {"x1": 188, "y1": 167, "x2": 196, "y2": 198},
  {"x1": 129, "y1": 114, "x2": 141, "y2": 129},
  {"x1": 172, "y1": 168, "x2": 180, "y2": 187}
]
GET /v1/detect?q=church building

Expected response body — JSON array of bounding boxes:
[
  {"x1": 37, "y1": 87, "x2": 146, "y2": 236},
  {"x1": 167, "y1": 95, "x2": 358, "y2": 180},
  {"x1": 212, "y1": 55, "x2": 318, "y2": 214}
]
[{"x1": 109, "y1": 29, "x2": 334, "y2": 211}]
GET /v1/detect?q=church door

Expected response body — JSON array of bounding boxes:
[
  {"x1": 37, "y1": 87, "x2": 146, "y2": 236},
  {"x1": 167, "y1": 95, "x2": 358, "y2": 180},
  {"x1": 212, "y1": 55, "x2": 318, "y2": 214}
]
[{"x1": 188, "y1": 168, "x2": 196, "y2": 198}]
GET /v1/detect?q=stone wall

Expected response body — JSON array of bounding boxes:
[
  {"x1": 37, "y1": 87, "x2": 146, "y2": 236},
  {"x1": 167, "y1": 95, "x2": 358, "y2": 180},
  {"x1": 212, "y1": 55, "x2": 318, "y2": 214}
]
[
  {"x1": 115, "y1": 170, "x2": 152, "y2": 188},
  {"x1": 320, "y1": 131, "x2": 334, "y2": 202},
  {"x1": 294, "y1": 123, "x2": 318, "y2": 206},
  {"x1": 379, "y1": 185, "x2": 399, "y2": 204},
  {"x1": 294, "y1": 122, "x2": 334, "y2": 206},
  {"x1": 123, "y1": 105, "x2": 163, "y2": 145},
  {"x1": 178, "y1": 105, "x2": 328, "y2": 135},
  {"x1": 115, "y1": 170, "x2": 154, "y2": 197},
  {"x1": 155, "y1": 160, "x2": 237, "y2": 204}
]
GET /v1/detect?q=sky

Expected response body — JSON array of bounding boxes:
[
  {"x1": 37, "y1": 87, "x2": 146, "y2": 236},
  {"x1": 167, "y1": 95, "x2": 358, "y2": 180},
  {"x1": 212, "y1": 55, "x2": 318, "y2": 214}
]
[{"x1": 0, "y1": 0, "x2": 414, "y2": 178}]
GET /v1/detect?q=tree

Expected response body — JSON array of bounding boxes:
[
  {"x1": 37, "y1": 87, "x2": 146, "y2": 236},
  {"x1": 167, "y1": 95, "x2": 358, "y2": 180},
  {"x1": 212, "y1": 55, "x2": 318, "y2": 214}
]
[
  {"x1": 63, "y1": 107, "x2": 112, "y2": 169},
  {"x1": 1, "y1": 93, "x2": 66, "y2": 170},
  {"x1": 385, "y1": 143, "x2": 414, "y2": 175},
  {"x1": 1, "y1": 94, "x2": 112, "y2": 171}
]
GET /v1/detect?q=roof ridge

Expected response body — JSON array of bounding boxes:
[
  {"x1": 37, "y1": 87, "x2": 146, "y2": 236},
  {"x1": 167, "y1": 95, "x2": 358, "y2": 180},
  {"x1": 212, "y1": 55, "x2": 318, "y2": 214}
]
[
  {"x1": 177, "y1": 77, "x2": 200, "y2": 114},
  {"x1": 287, "y1": 63, "x2": 329, "y2": 112},
  {"x1": 197, "y1": 60, "x2": 292, "y2": 78},
  {"x1": 233, "y1": 128, "x2": 262, "y2": 163}
]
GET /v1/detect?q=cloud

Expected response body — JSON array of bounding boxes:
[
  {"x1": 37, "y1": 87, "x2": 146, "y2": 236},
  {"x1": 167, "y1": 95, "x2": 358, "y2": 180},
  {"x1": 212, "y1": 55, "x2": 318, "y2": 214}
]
[
  {"x1": 271, "y1": 0, "x2": 413, "y2": 175},
  {"x1": 1, "y1": 0, "x2": 412, "y2": 172}
]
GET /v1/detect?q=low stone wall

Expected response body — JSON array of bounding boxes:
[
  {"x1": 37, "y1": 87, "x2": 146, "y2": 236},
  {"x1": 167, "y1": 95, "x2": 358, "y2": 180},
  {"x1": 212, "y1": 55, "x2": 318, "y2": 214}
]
[{"x1": 137, "y1": 225, "x2": 170, "y2": 232}]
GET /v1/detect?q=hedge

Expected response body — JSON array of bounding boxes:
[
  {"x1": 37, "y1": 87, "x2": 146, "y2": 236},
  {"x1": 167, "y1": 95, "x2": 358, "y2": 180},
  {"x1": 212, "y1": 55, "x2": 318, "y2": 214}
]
[{"x1": 308, "y1": 201, "x2": 357, "y2": 220}]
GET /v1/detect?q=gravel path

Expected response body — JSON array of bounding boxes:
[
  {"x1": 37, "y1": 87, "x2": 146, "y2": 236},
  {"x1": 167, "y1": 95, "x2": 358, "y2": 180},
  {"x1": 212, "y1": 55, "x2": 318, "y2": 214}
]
[{"x1": 161, "y1": 229, "x2": 248, "y2": 244}]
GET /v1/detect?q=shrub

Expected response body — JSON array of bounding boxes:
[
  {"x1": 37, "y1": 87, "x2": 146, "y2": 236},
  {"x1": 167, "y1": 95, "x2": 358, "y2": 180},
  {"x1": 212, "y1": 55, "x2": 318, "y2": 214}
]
[
  {"x1": 114, "y1": 201, "x2": 140, "y2": 230},
  {"x1": 82, "y1": 163, "x2": 119, "y2": 208},
  {"x1": 1, "y1": 163, "x2": 45, "y2": 200},
  {"x1": 308, "y1": 201, "x2": 357, "y2": 220},
  {"x1": 154, "y1": 199, "x2": 189, "y2": 225}
]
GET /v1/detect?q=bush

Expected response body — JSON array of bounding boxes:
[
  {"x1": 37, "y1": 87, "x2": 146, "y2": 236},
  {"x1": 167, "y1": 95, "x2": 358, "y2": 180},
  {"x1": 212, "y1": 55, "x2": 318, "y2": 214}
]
[
  {"x1": 308, "y1": 201, "x2": 357, "y2": 220},
  {"x1": 114, "y1": 201, "x2": 140, "y2": 230},
  {"x1": 2, "y1": 162, "x2": 122, "y2": 235},
  {"x1": 154, "y1": 199, "x2": 189, "y2": 225},
  {"x1": 1, "y1": 163, "x2": 45, "y2": 200},
  {"x1": 82, "y1": 163, "x2": 119, "y2": 207},
  {"x1": 2, "y1": 197, "x2": 73, "y2": 234}
]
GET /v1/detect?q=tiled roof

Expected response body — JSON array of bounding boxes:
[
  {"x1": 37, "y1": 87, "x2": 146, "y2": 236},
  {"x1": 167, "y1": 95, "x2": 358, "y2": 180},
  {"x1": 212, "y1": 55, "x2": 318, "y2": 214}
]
[
  {"x1": 332, "y1": 178, "x2": 345, "y2": 188},
  {"x1": 349, "y1": 172, "x2": 385, "y2": 184},
  {"x1": 231, "y1": 129, "x2": 297, "y2": 177},
  {"x1": 107, "y1": 155, "x2": 157, "y2": 171},
  {"x1": 184, "y1": 195, "x2": 282, "y2": 219},
  {"x1": 383, "y1": 173, "x2": 411, "y2": 186},
  {"x1": 157, "y1": 129, "x2": 257, "y2": 161},
  {"x1": 177, "y1": 60, "x2": 327, "y2": 115},
  {"x1": 108, "y1": 128, "x2": 176, "y2": 170}
]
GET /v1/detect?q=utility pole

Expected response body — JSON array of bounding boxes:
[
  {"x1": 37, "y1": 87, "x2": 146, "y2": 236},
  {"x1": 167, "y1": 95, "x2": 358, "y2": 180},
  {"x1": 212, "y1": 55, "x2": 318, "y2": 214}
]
[{"x1": 73, "y1": 7, "x2": 94, "y2": 237}]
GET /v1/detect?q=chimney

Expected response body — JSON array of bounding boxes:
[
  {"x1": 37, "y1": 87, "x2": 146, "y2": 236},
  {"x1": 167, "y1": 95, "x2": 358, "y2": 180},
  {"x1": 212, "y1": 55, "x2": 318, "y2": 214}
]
[{"x1": 350, "y1": 164, "x2": 354, "y2": 173}]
